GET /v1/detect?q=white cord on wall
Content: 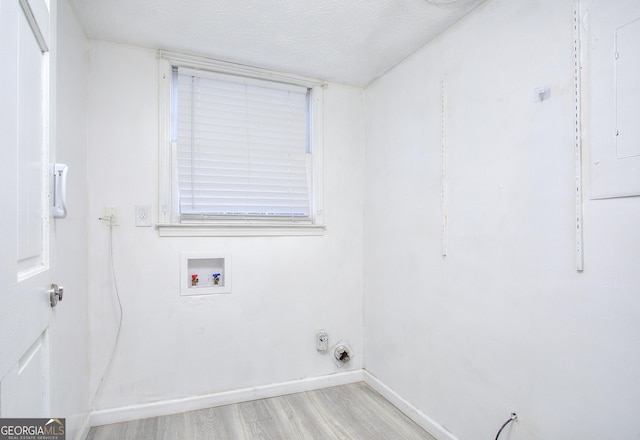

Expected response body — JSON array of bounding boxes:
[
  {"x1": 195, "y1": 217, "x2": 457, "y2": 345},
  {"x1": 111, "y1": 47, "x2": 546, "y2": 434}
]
[{"x1": 90, "y1": 215, "x2": 124, "y2": 411}]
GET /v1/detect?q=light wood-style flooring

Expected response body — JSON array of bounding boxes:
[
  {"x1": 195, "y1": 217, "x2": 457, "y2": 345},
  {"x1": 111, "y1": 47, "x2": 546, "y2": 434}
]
[{"x1": 86, "y1": 382, "x2": 436, "y2": 440}]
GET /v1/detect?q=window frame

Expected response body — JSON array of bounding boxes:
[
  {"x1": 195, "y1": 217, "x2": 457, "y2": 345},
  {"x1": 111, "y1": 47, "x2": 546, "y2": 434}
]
[{"x1": 157, "y1": 51, "x2": 325, "y2": 236}]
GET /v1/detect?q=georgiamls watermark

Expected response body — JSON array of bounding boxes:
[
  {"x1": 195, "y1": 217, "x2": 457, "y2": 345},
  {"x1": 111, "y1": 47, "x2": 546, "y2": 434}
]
[{"x1": 0, "y1": 418, "x2": 65, "y2": 440}]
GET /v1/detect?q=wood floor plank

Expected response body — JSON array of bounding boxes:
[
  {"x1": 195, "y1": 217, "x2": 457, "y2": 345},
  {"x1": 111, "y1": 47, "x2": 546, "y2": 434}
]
[
  {"x1": 217, "y1": 404, "x2": 249, "y2": 440},
  {"x1": 266, "y1": 393, "x2": 317, "y2": 440},
  {"x1": 312, "y1": 384, "x2": 384, "y2": 439},
  {"x1": 156, "y1": 412, "x2": 187, "y2": 440},
  {"x1": 281, "y1": 391, "x2": 339, "y2": 439},
  {"x1": 354, "y1": 384, "x2": 435, "y2": 440},
  {"x1": 87, "y1": 382, "x2": 436, "y2": 440},
  {"x1": 239, "y1": 399, "x2": 284, "y2": 440},
  {"x1": 305, "y1": 387, "x2": 365, "y2": 439}
]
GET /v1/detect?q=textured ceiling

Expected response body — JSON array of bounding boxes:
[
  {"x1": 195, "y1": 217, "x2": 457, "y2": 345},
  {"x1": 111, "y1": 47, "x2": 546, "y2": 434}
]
[{"x1": 68, "y1": 0, "x2": 486, "y2": 87}]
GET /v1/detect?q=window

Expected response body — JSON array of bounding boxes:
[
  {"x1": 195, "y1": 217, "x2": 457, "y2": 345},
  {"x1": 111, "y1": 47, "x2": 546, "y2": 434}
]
[{"x1": 158, "y1": 52, "x2": 325, "y2": 236}]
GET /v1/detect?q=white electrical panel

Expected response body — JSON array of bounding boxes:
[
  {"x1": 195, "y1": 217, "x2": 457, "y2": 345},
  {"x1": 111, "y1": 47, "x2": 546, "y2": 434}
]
[{"x1": 584, "y1": 1, "x2": 640, "y2": 198}]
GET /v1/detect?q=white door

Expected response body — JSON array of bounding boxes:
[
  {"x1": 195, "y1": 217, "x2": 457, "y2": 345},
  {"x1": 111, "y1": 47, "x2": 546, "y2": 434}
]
[{"x1": 0, "y1": 0, "x2": 56, "y2": 418}]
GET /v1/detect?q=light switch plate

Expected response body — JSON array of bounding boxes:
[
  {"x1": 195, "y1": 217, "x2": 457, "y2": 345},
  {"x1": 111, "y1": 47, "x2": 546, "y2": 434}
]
[{"x1": 135, "y1": 205, "x2": 152, "y2": 227}]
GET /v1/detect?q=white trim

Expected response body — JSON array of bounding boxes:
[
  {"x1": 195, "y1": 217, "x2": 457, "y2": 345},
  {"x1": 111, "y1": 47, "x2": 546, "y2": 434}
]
[
  {"x1": 178, "y1": 66, "x2": 308, "y2": 93},
  {"x1": 157, "y1": 223, "x2": 325, "y2": 237},
  {"x1": 90, "y1": 370, "x2": 364, "y2": 427},
  {"x1": 363, "y1": 371, "x2": 459, "y2": 440},
  {"x1": 158, "y1": 59, "x2": 174, "y2": 225},
  {"x1": 71, "y1": 413, "x2": 92, "y2": 440},
  {"x1": 310, "y1": 84, "x2": 325, "y2": 226},
  {"x1": 159, "y1": 50, "x2": 325, "y2": 89}
]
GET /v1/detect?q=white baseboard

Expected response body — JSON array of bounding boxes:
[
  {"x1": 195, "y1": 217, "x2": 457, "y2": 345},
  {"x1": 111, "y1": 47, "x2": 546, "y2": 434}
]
[
  {"x1": 90, "y1": 369, "x2": 457, "y2": 440},
  {"x1": 90, "y1": 369, "x2": 365, "y2": 427},
  {"x1": 363, "y1": 371, "x2": 458, "y2": 440},
  {"x1": 73, "y1": 412, "x2": 92, "y2": 440}
]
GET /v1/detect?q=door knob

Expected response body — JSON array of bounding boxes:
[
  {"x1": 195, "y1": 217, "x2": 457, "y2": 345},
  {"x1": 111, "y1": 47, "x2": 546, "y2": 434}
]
[{"x1": 49, "y1": 283, "x2": 64, "y2": 307}]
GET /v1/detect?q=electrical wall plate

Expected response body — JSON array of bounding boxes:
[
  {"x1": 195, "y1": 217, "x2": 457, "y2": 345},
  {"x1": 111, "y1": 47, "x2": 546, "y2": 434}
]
[
  {"x1": 103, "y1": 206, "x2": 119, "y2": 225},
  {"x1": 316, "y1": 330, "x2": 329, "y2": 351},
  {"x1": 135, "y1": 205, "x2": 152, "y2": 227}
]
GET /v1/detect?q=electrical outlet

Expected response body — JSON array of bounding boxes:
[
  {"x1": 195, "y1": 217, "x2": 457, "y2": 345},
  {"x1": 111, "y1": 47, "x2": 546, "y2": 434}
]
[
  {"x1": 316, "y1": 330, "x2": 329, "y2": 351},
  {"x1": 103, "y1": 207, "x2": 119, "y2": 225},
  {"x1": 135, "y1": 205, "x2": 152, "y2": 227}
]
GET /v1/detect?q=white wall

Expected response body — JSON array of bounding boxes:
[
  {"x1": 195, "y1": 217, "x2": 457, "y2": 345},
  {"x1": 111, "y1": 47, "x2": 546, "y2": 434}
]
[
  {"x1": 86, "y1": 41, "x2": 365, "y2": 410},
  {"x1": 52, "y1": 0, "x2": 91, "y2": 438},
  {"x1": 364, "y1": 0, "x2": 640, "y2": 439}
]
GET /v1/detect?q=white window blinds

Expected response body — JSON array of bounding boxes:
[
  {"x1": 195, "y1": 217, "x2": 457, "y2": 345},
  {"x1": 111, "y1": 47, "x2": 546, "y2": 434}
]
[{"x1": 174, "y1": 67, "x2": 311, "y2": 219}]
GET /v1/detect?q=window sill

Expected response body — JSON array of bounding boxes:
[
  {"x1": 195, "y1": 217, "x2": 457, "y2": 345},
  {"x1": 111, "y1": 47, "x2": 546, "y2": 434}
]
[{"x1": 156, "y1": 223, "x2": 326, "y2": 237}]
